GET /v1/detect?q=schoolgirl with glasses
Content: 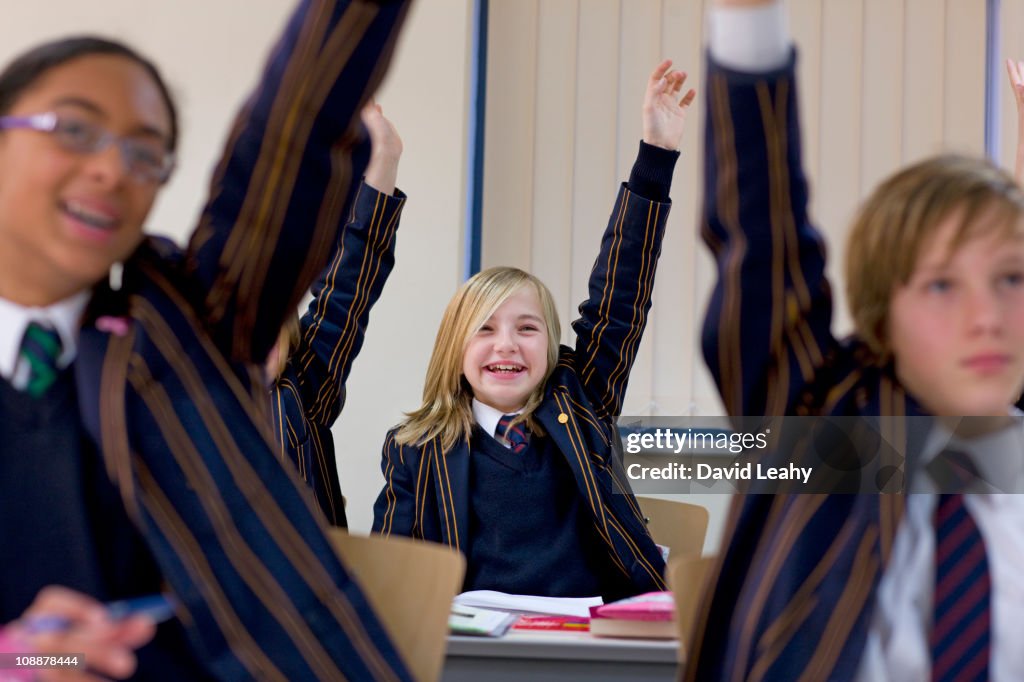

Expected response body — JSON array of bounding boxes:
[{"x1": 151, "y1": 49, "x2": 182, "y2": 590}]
[{"x1": 0, "y1": 2, "x2": 414, "y2": 680}]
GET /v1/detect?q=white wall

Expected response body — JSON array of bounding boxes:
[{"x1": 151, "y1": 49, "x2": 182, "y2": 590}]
[{"x1": 0, "y1": 0, "x2": 475, "y2": 534}]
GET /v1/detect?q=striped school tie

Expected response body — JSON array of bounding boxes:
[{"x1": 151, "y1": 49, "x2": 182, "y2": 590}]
[
  {"x1": 496, "y1": 414, "x2": 529, "y2": 454},
  {"x1": 19, "y1": 322, "x2": 63, "y2": 398},
  {"x1": 926, "y1": 450, "x2": 990, "y2": 682}
]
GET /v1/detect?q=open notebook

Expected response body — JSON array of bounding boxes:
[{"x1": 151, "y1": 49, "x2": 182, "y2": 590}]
[{"x1": 453, "y1": 590, "x2": 603, "y2": 618}]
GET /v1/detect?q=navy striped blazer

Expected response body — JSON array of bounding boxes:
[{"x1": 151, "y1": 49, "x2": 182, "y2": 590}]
[
  {"x1": 686, "y1": 53, "x2": 929, "y2": 681},
  {"x1": 271, "y1": 182, "x2": 406, "y2": 527},
  {"x1": 372, "y1": 183, "x2": 670, "y2": 598},
  {"x1": 74, "y1": 1, "x2": 415, "y2": 679}
]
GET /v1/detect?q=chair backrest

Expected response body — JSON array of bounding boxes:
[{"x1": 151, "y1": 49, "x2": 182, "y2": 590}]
[
  {"x1": 329, "y1": 530, "x2": 466, "y2": 682},
  {"x1": 637, "y1": 496, "x2": 709, "y2": 558},
  {"x1": 666, "y1": 555, "x2": 716, "y2": 662}
]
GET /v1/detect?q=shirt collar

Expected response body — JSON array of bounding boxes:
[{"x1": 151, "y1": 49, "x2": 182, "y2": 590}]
[
  {"x1": 0, "y1": 292, "x2": 90, "y2": 380},
  {"x1": 915, "y1": 412, "x2": 1024, "y2": 495},
  {"x1": 471, "y1": 398, "x2": 523, "y2": 438}
]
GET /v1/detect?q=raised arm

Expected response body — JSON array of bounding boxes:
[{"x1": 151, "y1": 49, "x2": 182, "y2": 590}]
[
  {"x1": 1006, "y1": 59, "x2": 1024, "y2": 183},
  {"x1": 105, "y1": 3, "x2": 417, "y2": 679},
  {"x1": 286, "y1": 104, "x2": 406, "y2": 426},
  {"x1": 185, "y1": 0, "x2": 411, "y2": 364},
  {"x1": 700, "y1": 0, "x2": 838, "y2": 416},
  {"x1": 362, "y1": 102, "x2": 402, "y2": 195},
  {"x1": 571, "y1": 61, "x2": 689, "y2": 417}
]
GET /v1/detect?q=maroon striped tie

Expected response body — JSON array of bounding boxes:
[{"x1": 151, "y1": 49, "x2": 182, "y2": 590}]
[
  {"x1": 496, "y1": 414, "x2": 529, "y2": 454},
  {"x1": 927, "y1": 450, "x2": 990, "y2": 682}
]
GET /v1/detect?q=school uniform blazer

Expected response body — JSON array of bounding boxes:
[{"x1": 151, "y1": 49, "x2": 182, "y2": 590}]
[
  {"x1": 686, "y1": 52, "x2": 930, "y2": 682},
  {"x1": 73, "y1": 2, "x2": 415, "y2": 680},
  {"x1": 271, "y1": 182, "x2": 406, "y2": 527},
  {"x1": 372, "y1": 182, "x2": 670, "y2": 596}
]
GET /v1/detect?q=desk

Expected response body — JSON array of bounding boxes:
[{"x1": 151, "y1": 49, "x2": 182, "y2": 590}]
[{"x1": 443, "y1": 631, "x2": 679, "y2": 681}]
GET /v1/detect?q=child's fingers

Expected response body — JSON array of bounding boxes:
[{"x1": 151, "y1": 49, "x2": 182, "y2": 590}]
[
  {"x1": 667, "y1": 71, "x2": 683, "y2": 96},
  {"x1": 679, "y1": 88, "x2": 696, "y2": 109},
  {"x1": 649, "y1": 59, "x2": 673, "y2": 86},
  {"x1": 25, "y1": 587, "x2": 107, "y2": 626},
  {"x1": 1009, "y1": 59, "x2": 1024, "y2": 88},
  {"x1": 674, "y1": 71, "x2": 689, "y2": 95},
  {"x1": 111, "y1": 616, "x2": 157, "y2": 650}
]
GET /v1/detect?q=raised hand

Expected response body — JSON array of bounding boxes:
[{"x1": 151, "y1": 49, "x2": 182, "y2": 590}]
[
  {"x1": 10, "y1": 586, "x2": 155, "y2": 681},
  {"x1": 1006, "y1": 59, "x2": 1024, "y2": 182},
  {"x1": 642, "y1": 59, "x2": 696, "y2": 151},
  {"x1": 361, "y1": 102, "x2": 403, "y2": 195}
]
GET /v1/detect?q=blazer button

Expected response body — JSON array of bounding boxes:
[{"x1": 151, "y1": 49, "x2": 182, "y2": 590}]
[{"x1": 558, "y1": 413, "x2": 569, "y2": 424}]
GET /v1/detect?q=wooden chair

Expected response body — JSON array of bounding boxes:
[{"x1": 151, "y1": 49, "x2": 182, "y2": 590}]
[
  {"x1": 329, "y1": 530, "x2": 466, "y2": 682},
  {"x1": 666, "y1": 555, "x2": 716, "y2": 661},
  {"x1": 637, "y1": 496, "x2": 709, "y2": 558}
]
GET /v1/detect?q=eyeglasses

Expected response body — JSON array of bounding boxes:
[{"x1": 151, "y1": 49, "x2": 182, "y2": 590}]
[{"x1": 0, "y1": 111, "x2": 175, "y2": 185}]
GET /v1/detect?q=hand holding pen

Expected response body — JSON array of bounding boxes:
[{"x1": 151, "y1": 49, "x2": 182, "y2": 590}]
[{"x1": 5, "y1": 587, "x2": 163, "y2": 681}]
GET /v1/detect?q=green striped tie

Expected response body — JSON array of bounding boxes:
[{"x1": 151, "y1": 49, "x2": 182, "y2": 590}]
[{"x1": 19, "y1": 322, "x2": 63, "y2": 397}]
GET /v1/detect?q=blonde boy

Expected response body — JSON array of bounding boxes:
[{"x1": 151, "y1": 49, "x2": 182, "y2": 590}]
[{"x1": 688, "y1": 1, "x2": 1024, "y2": 680}]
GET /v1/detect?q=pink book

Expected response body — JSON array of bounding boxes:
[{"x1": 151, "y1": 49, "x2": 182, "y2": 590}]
[{"x1": 589, "y1": 591, "x2": 675, "y2": 622}]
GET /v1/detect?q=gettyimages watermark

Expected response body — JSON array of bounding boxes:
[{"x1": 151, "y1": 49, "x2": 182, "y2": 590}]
[{"x1": 611, "y1": 415, "x2": 1024, "y2": 494}]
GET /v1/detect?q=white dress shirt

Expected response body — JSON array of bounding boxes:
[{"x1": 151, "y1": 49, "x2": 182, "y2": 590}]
[
  {"x1": 0, "y1": 292, "x2": 88, "y2": 387},
  {"x1": 857, "y1": 421, "x2": 1024, "y2": 681}
]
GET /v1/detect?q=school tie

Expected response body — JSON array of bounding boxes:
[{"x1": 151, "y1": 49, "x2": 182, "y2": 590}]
[
  {"x1": 496, "y1": 414, "x2": 529, "y2": 454},
  {"x1": 17, "y1": 321, "x2": 63, "y2": 395},
  {"x1": 18, "y1": 321, "x2": 63, "y2": 397},
  {"x1": 926, "y1": 450, "x2": 990, "y2": 682}
]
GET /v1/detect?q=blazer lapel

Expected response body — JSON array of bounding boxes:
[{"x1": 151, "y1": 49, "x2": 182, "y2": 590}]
[{"x1": 535, "y1": 394, "x2": 607, "y2": 515}]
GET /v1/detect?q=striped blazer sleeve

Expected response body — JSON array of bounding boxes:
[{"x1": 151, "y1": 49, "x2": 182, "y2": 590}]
[
  {"x1": 287, "y1": 181, "x2": 406, "y2": 426},
  {"x1": 570, "y1": 174, "x2": 671, "y2": 419},
  {"x1": 184, "y1": 0, "x2": 411, "y2": 367},
  {"x1": 371, "y1": 430, "x2": 419, "y2": 538},
  {"x1": 700, "y1": 51, "x2": 839, "y2": 418}
]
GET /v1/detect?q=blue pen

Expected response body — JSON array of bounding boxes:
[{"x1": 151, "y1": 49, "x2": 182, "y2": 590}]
[{"x1": 22, "y1": 594, "x2": 177, "y2": 634}]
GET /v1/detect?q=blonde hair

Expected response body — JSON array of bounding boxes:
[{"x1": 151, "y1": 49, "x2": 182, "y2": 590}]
[
  {"x1": 846, "y1": 154, "x2": 1024, "y2": 363},
  {"x1": 395, "y1": 267, "x2": 561, "y2": 450}
]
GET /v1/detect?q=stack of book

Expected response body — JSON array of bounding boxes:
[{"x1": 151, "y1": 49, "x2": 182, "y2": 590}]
[
  {"x1": 449, "y1": 591, "x2": 601, "y2": 637},
  {"x1": 448, "y1": 589, "x2": 679, "y2": 639}
]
